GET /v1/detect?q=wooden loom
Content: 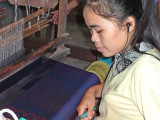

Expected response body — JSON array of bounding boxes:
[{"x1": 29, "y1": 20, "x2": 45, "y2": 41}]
[{"x1": 0, "y1": 0, "x2": 69, "y2": 82}]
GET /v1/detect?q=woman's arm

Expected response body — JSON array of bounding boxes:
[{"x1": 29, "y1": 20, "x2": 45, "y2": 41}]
[{"x1": 77, "y1": 83, "x2": 104, "y2": 119}]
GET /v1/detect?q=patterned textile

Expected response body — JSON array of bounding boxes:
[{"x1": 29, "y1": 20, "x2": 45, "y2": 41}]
[
  {"x1": 3, "y1": 57, "x2": 100, "y2": 120},
  {"x1": 113, "y1": 42, "x2": 153, "y2": 76}
]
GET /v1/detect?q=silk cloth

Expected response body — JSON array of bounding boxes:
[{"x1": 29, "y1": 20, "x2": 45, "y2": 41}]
[{"x1": 3, "y1": 57, "x2": 100, "y2": 120}]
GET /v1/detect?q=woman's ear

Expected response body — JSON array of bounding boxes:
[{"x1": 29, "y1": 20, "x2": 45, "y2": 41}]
[{"x1": 124, "y1": 16, "x2": 136, "y2": 33}]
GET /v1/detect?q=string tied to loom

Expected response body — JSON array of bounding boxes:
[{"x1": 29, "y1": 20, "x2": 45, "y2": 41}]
[
  {"x1": 41, "y1": 9, "x2": 50, "y2": 19},
  {"x1": 37, "y1": 7, "x2": 41, "y2": 31},
  {"x1": 26, "y1": 0, "x2": 31, "y2": 29},
  {"x1": 14, "y1": 0, "x2": 17, "y2": 22}
]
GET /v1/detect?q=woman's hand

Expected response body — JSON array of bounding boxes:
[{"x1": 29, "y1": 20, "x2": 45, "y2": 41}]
[
  {"x1": 77, "y1": 83, "x2": 104, "y2": 119},
  {"x1": 51, "y1": 10, "x2": 59, "y2": 25},
  {"x1": 77, "y1": 87, "x2": 97, "y2": 119},
  {"x1": 51, "y1": 10, "x2": 71, "y2": 25}
]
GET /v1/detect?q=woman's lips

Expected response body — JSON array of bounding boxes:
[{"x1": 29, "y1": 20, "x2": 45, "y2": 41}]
[{"x1": 97, "y1": 47, "x2": 103, "y2": 52}]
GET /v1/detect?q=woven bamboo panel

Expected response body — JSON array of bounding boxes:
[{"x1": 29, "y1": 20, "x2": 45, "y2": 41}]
[{"x1": 8, "y1": 0, "x2": 58, "y2": 8}]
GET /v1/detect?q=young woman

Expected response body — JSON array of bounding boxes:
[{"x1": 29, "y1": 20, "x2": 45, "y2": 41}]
[{"x1": 77, "y1": 0, "x2": 160, "y2": 119}]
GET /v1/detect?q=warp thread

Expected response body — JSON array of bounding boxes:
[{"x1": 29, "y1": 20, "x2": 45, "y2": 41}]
[{"x1": 0, "y1": 19, "x2": 25, "y2": 69}]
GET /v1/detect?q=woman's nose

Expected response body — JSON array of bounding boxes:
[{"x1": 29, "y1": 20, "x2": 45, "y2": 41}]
[{"x1": 91, "y1": 33, "x2": 99, "y2": 42}]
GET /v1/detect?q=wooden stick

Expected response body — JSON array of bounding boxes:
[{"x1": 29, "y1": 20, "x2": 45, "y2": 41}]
[
  {"x1": 23, "y1": 18, "x2": 53, "y2": 38},
  {"x1": 0, "y1": 8, "x2": 48, "y2": 34},
  {"x1": 23, "y1": 24, "x2": 49, "y2": 38},
  {"x1": 24, "y1": 18, "x2": 53, "y2": 33},
  {"x1": 24, "y1": 19, "x2": 47, "y2": 32},
  {"x1": 57, "y1": 0, "x2": 68, "y2": 37},
  {"x1": 0, "y1": 33, "x2": 69, "y2": 82}
]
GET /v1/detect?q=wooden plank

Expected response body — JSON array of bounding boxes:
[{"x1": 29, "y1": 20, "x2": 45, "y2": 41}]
[
  {"x1": 8, "y1": 0, "x2": 58, "y2": 9},
  {"x1": 0, "y1": 8, "x2": 48, "y2": 34},
  {"x1": 0, "y1": 0, "x2": 7, "y2": 2},
  {"x1": 57, "y1": 0, "x2": 68, "y2": 37}
]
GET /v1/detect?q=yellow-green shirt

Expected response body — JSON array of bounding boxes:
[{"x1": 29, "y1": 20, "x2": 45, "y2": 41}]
[{"x1": 95, "y1": 49, "x2": 160, "y2": 120}]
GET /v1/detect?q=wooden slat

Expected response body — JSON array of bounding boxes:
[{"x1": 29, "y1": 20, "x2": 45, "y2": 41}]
[
  {"x1": 23, "y1": 24, "x2": 49, "y2": 38},
  {"x1": 57, "y1": 0, "x2": 68, "y2": 37},
  {"x1": 23, "y1": 18, "x2": 53, "y2": 38},
  {"x1": 24, "y1": 19, "x2": 46, "y2": 32},
  {"x1": 0, "y1": 8, "x2": 48, "y2": 34}
]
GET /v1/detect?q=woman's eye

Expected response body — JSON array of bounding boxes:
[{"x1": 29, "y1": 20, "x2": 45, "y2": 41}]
[
  {"x1": 89, "y1": 29, "x2": 93, "y2": 34},
  {"x1": 96, "y1": 30, "x2": 102, "y2": 33}
]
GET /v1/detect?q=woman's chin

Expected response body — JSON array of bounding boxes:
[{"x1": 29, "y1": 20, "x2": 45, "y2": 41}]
[{"x1": 102, "y1": 52, "x2": 112, "y2": 58}]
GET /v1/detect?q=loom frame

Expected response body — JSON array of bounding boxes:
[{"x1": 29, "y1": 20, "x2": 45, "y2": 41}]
[{"x1": 0, "y1": 0, "x2": 69, "y2": 82}]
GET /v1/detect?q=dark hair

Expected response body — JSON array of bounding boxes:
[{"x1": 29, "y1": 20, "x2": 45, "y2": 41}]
[{"x1": 82, "y1": 0, "x2": 160, "y2": 50}]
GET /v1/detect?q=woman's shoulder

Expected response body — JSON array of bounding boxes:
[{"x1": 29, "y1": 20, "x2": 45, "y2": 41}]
[
  {"x1": 131, "y1": 49, "x2": 160, "y2": 77},
  {"x1": 129, "y1": 49, "x2": 160, "y2": 100},
  {"x1": 134, "y1": 49, "x2": 160, "y2": 66}
]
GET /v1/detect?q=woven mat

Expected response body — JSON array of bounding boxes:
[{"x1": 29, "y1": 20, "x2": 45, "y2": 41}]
[
  {"x1": 3, "y1": 57, "x2": 100, "y2": 120},
  {"x1": 8, "y1": 0, "x2": 58, "y2": 8}
]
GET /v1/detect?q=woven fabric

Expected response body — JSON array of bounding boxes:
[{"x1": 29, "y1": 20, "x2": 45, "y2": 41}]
[
  {"x1": 4, "y1": 57, "x2": 100, "y2": 120},
  {"x1": 8, "y1": 0, "x2": 58, "y2": 8}
]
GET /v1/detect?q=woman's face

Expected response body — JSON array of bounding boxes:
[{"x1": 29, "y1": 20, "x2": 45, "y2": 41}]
[{"x1": 83, "y1": 7, "x2": 132, "y2": 57}]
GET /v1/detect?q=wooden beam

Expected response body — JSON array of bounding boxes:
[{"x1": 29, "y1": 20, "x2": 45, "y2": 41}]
[
  {"x1": 57, "y1": 0, "x2": 68, "y2": 37},
  {"x1": 23, "y1": 18, "x2": 54, "y2": 38},
  {"x1": 0, "y1": 0, "x2": 7, "y2": 2},
  {"x1": 8, "y1": 0, "x2": 58, "y2": 9},
  {"x1": 0, "y1": 8, "x2": 48, "y2": 34}
]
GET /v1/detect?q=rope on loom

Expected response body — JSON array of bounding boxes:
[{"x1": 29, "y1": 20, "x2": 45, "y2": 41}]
[
  {"x1": 14, "y1": 0, "x2": 17, "y2": 22},
  {"x1": 46, "y1": 0, "x2": 51, "y2": 18},
  {"x1": 41, "y1": 8, "x2": 50, "y2": 19},
  {"x1": 27, "y1": 0, "x2": 50, "y2": 30},
  {"x1": 36, "y1": 4, "x2": 51, "y2": 31},
  {"x1": 37, "y1": 7, "x2": 41, "y2": 31},
  {"x1": 26, "y1": 0, "x2": 31, "y2": 29}
]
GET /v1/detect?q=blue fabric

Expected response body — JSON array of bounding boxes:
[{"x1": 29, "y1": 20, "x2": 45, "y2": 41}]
[
  {"x1": 4, "y1": 57, "x2": 100, "y2": 120},
  {"x1": 98, "y1": 56, "x2": 113, "y2": 67}
]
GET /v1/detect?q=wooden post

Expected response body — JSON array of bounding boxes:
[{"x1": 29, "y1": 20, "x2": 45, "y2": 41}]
[{"x1": 57, "y1": 0, "x2": 68, "y2": 37}]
